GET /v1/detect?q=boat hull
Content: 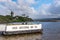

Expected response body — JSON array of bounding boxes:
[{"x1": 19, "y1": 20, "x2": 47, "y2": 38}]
[
  {"x1": 0, "y1": 24, "x2": 42, "y2": 35},
  {"x1": 2, "y1": 29, "x2": 43, "y2": 35}
]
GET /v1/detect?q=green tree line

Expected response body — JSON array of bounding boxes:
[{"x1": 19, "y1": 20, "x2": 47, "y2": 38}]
[{"x1": 0, "y1": 12, "x2": 33, "y2": 23}]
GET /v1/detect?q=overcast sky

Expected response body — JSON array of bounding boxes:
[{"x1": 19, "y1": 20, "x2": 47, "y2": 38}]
[{"x1": 0, "y1": 0, "x2": 60, "y2": 19}]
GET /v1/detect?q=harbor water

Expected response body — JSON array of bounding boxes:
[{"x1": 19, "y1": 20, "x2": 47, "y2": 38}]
[{"x1": 0, "y1": 22, "x2": 60, "y2": 40}]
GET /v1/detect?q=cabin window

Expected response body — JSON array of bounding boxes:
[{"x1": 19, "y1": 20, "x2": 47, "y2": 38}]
[
  {"x1": 12, "y1": 27, "x2": 17, "y2": 29},
  {"x1": 19, "y1": 26, "x2": 29, "y2": 29},
  {"x1": 31, "y1": 26, "x2": 33, "y2": 28},
  {"x1": 24, "y1": 27, "x2": 29, "y2": 28},
  {"x1": 35, "y1": 26, "x2": 37, "y2": 28},
  {"x1": 19, "y1": 27, "x2": 23, "y2": 29}
]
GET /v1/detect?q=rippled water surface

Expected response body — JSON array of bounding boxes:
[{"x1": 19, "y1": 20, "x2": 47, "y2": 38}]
[{"x1": 0, "y1": 22, "x2": 60, "y2": 40}]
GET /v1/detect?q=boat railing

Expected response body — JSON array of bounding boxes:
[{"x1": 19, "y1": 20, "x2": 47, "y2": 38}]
[{"x1": 7, "y1": 22, "x2": 35, "y2": 25}]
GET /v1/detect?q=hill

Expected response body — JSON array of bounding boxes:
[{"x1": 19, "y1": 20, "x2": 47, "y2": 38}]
[
  {"x1": 0, "y1": 15, "x2": 33, "y2": 23},
  {"x1": 34, "y1": 18, "x2": 60, "y2": 22},
  {"x1": 0, "y1": 11, "x2": 33, "y2": 23}
]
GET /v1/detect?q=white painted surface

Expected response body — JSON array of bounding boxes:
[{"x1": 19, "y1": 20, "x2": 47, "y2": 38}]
[
  {"x1": 6, "y1": 24, "x2": 42, "y2": 32},
  {"x1": 0, "y1": 24, "x2": 6, "y2": 31}
]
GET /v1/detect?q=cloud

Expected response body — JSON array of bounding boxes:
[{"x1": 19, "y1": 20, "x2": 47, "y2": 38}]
[
  {"x1": 0, "y1": 4, "x2": 10, "y2": 15},
  {"x1": 0, "y1": 0, "x2": 7, "y2": 2},
  {"x1": 0, "y1": 0, "x2": 37, "y2": 18},
  {"x1": 36, "y1": 0, "x2": 60, "y2": 19},
  {"x1": 24, "y1": 0, "x2": 36, "y2": 4},
  {"x1": 49, "y1": 0, "x2": 60, "y2": 15},
  {"x1": 39, "y1": 4, "x2": 51, "y2": 15},
  {"x1": 0, "y1": 0, "x2": 60, "y2": 19}
]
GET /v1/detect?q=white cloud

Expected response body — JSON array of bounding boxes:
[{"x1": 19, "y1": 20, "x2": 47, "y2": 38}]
[
  {"x1": 0, "y1": 0, "x2": 7, "y2": 2},
  {"x1": 0, "y1": 4, "x2": 10, "y2": 15},
  {"x1": 49, "y1": 0, "x2": 60, "y2": 15},
  {"x1": 25, "y1": 0, "x2": 36, "y2": 4},
  {"x1": 0, "y1": 0, "x2": 60, "y2": 19},
  {"x1": 36, "y1": 0, "x2": 60, "y2": 19},
  {"x1": 0, "y1": 0, "x2": 38, "y2": 19},
  {"x1": 39, "y1": 4, "x2": 51, "y2": 15}
]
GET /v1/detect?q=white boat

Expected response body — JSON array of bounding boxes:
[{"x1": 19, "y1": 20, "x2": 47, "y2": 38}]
[{"x1": 0, "y1": 22, "x2": 42, "y2": 35}]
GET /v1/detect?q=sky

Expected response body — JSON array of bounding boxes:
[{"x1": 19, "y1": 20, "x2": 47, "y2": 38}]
[{"x1": 0, "y1": 0, "x2": 60, "y2": 19}]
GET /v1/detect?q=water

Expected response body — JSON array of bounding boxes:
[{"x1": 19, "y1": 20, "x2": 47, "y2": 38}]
[
  {"x1": 42, "y1": 22, "x2": 60, "y2": 40},
  {"x1": 0, "y1": 22, "x2": 60, "y2": 40}
]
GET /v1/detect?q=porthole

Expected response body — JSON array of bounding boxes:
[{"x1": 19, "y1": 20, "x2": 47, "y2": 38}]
[{"x1": 12, "y1": 27, "x2": 17, "y2": 29}]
